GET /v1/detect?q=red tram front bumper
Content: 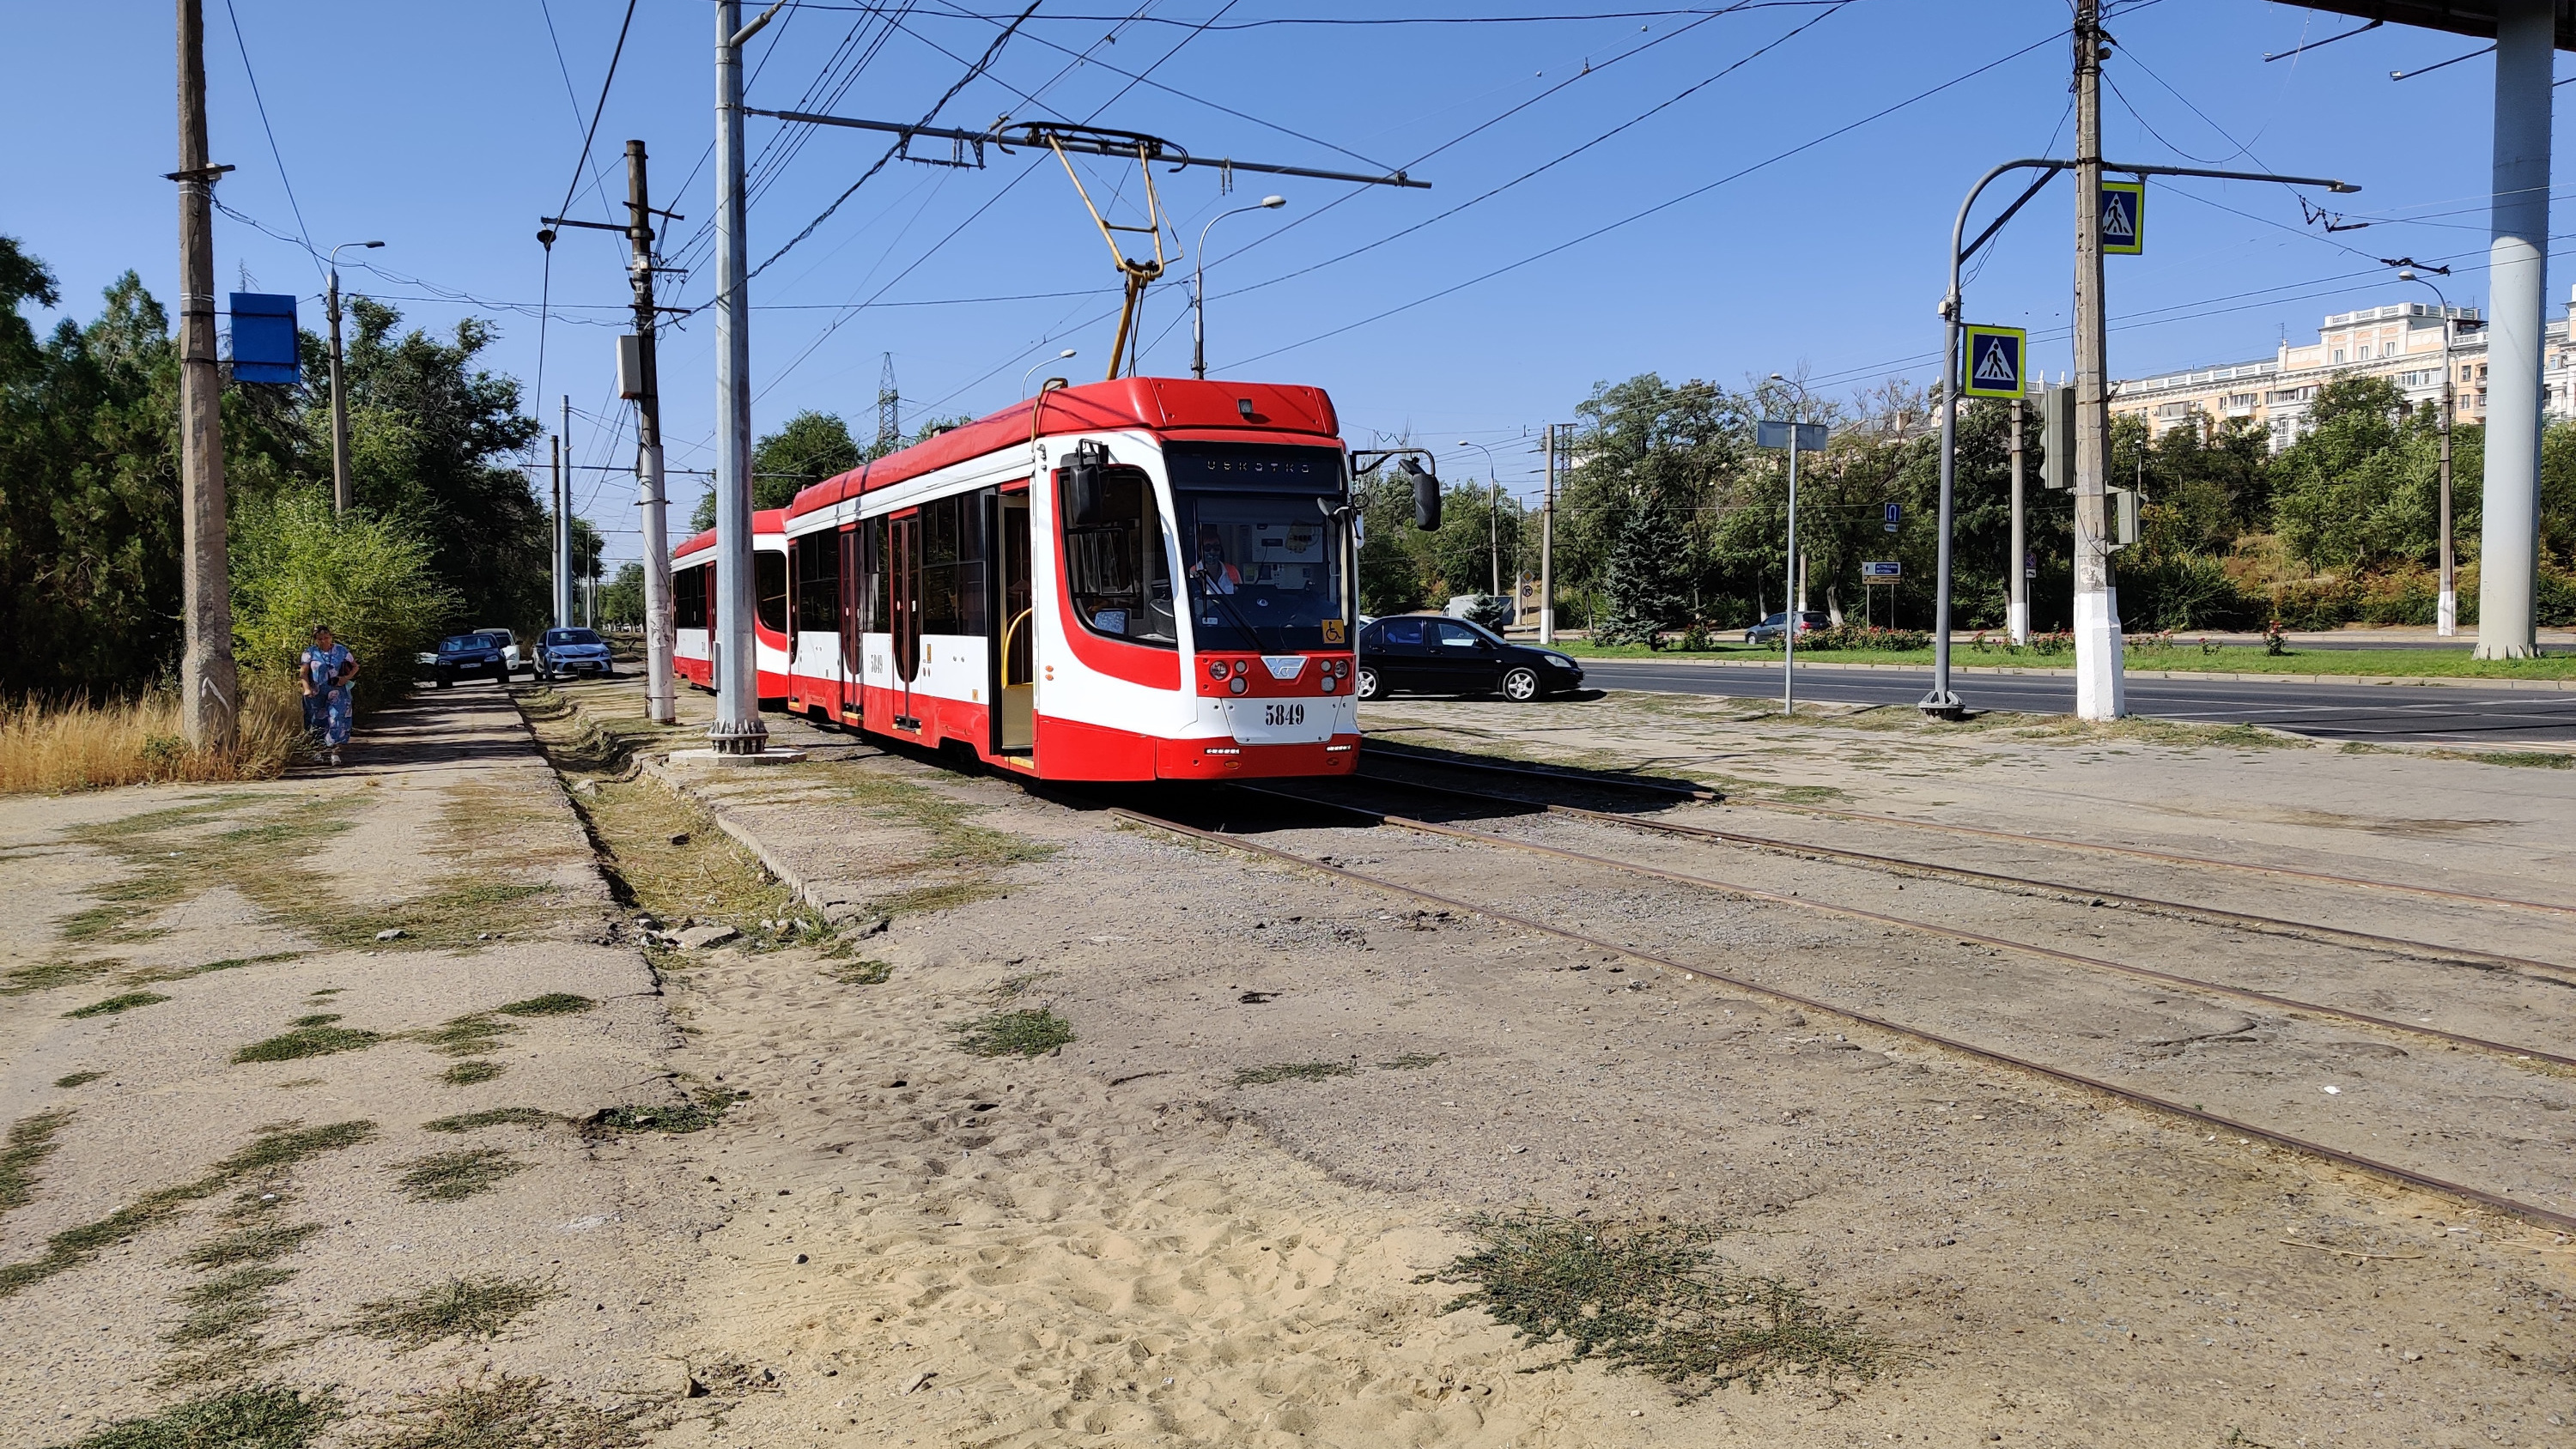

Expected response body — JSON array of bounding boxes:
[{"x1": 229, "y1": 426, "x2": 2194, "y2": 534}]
[{"x1": 1154, "y1": 735, "x2": 1361, "y2": 779}]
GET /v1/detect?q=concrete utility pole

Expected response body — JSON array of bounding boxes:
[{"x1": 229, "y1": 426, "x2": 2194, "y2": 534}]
[
  {"x1": 325, "y1": 240, "x2": 381, "y2": 515},
  {"x1": 554, "y1": 403, "x2": 572, "y2": 631},
  {"x1": 2069, "y1": 0, "x2": 2123, "y2": 719},
  {"x1": 2397, "y1": 269, "x2": 2458, "y2": 637},
  {"x1": 627, "y1": 140, "x2": 677, "y2": 724},
  {"x1": 173, "y1": 0, "x2": 236, "y2": 752},
  {"x1": 1539, "y1": 424, "x2": 1558, "y2": 646},
  {"x1": 2008, "y1": 391, "x2": 2029, "y2": 645},
  {"x1": 2479, "y1": 0, "x2": 2551, "y2": 658},
  {"x1": 710, "y1": 0, "x2": 775, "y2": 755}
]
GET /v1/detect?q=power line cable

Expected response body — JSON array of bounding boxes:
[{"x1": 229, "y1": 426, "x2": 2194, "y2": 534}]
[
  {"x1": 769, "y1": 3, "x2": 1848, "y2": 25},
  {"x1": 218, "y1": 0, "x2": 321, "y2": 282}
]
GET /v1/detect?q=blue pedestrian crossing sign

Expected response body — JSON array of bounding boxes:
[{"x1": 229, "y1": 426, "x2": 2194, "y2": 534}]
[
  {"x1": 1960, "y1": 324, "x2": 2027, "y2": 399},
  {"x1": 2100, "y1": 179, "x2": 2144, "y2": 255}
]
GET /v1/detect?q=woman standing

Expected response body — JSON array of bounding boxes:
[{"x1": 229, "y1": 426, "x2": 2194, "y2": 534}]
[{"x1": 298, "y1": 625, "x2": 359, "y2": 767}]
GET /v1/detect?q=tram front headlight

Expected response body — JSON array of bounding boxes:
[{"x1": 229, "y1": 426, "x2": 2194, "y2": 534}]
[
  {"x1": 1230, "y1": 660, "x2": 1248, "y2": 676},
  {"x1": 1228, "y1": 676, "x2": 1249, "y2": 695},
  {"x1": 1206, "y1": 659, "x2": 1228, "y2": 680}
]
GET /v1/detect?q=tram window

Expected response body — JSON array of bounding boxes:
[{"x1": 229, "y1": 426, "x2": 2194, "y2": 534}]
[
  {"x1": 755, "y1": 550, "x2": 788, "y2": 634},
  {"x1": 916, "y1": 492, "x2": 992, "y2": 637},
  {"x1": 1061, "y1": 464, "x2": 1175, "y2": 646},
  {"x1": 796, "y1": 534, "x2": 841, "y2": 633},
  {"x1": 675, "y1": 564, "x2": 708, "y2": 629},
  {"x1": 863, "y1": 517, "x2": 888, "y2": 633}
]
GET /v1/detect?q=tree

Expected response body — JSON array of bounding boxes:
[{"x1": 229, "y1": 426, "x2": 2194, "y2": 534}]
[
  {"x1": 598, "y1": 561, "x2": 646, "y2": 627},
  {"x1": 229, "y1": 488, "x2": 458, "y2": 703},
  {"x1": 1591, "y1": 494, "x2": 1692, "y2": 645},
  {"x1": 2269, "y1": 373, "x2": 2449, "y2": 573},
  {"x1": 690, "y1": 409, "x2": 884, "y2": 533}
]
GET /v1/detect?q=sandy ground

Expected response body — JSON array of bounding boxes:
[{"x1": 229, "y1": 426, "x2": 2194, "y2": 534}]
[{"x1": 5, "y1": 678, "x2": 2572, "y2": 1448}]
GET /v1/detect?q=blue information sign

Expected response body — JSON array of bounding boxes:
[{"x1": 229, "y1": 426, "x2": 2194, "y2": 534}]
[
  {"x1": 1883, "y1": 501, "x2": 1902, "y2": 533},
  {"x1": 228, "y1": 293, "x2": 301, "y2": 385}
]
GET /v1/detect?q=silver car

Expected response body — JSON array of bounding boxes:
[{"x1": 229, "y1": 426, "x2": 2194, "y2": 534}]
[{"x1": 536, "y1": 627, "x2": 616, "y2": 680}]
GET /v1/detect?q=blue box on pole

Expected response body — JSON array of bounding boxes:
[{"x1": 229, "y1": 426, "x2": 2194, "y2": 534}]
[{"x1": 228, "y1": 293, "x2": 301, "y2": 385}]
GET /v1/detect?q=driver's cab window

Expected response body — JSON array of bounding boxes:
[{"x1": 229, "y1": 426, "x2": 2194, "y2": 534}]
[
  {"x1": 1061, "y1": 464, "x2": 1176, "y2": 646},
  {"x1": 1432, "y1": 621, "x2": 1488, "y2": 650}
]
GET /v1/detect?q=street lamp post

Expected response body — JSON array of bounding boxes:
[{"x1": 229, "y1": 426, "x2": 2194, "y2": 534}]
[
  {"x1": 1193, "y1": 195, "x2": 1285, "y2": 379},
  {"x1": 1022, "y1": 349, "x2": 1078, "y2": 399},
  {"x1": 325, "y1": 239, "x2": 384, "y2": 515},
  {"x1": 2397, "y1": 268, "x2": 2459, "y2": 638},
  {"x1": 1760, "y1": 374, "x2": 1826, "y2": 718},
  {"x1": 1456, "y1": 439, "x2": 1504, "y2": 601}
]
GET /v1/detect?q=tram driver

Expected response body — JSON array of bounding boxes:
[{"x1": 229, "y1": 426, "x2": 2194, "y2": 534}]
[{"x1": 1194, "y1": 526, "x2": 1242, "y2": 594}]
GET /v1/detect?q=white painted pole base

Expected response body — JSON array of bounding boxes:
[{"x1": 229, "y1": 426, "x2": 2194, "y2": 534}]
[
  {"x1": 2007, "y1": 601, "x2": 2029, "y2": 647},
  {"x1": 2075, "y1": 587, "x2": 2125, "y2": 720},
  {"x1": 2437, "y1": 589, "x2": 2457, "y2": 639}
]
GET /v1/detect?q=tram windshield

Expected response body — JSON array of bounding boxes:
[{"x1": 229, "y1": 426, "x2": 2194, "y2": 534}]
[{"x1": 1167, "y1": 442, "x2": 1351, "y2": 653}]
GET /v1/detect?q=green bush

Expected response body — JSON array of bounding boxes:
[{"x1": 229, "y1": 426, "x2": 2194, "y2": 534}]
[
  {"x1": 229, "y1": 490, "x2": 458, "y2": 709},
  {"x1": 1793, "y1": 624, "x2": 1929, "y2": 652}
]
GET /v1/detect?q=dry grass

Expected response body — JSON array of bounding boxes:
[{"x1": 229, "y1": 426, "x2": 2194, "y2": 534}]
[{"x1": 0, "y1": 681, "x2": 306, "y2": 795}]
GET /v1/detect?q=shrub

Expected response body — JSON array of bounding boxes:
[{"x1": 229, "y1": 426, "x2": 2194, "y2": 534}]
[
  {"x1": 228, "y1": 490, "x2": 458, "y2": 712},
  {"x1": 0, "y1": 679, "x2": 303, "y2": 795},
  {"x1": 1793, "y1": 624, "x2": 1928, "y2": 652}
]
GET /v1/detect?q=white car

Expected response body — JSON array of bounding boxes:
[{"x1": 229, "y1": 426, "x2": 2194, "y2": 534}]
[{"x1": 473, "y1": 627, "x2": 526, "y2": 675}]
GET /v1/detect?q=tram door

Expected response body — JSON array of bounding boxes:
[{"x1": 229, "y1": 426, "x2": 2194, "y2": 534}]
[
  {"x1": 888, "y1": 511, "x2": 922, "y2": 731},
  {"x1": 995, "y1": 491, "x2": 1035, "y2": 755}
]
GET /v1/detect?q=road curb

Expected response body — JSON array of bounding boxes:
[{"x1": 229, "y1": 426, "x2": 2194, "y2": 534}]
[{"x1": 1571, "y1": 656, "x2": 2576, "y2": 692}]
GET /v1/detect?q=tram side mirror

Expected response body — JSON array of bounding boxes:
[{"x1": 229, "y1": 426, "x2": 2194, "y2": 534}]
[
  {"x1": 1398, "y1": 457, "x2": 1442, "y2": 531},
  {"x1": 1063, "y1": 449, "x2": 1108, "y2": 528}
]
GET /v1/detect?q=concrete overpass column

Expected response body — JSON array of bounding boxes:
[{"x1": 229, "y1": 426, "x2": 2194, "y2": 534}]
[{"x1": 2478, "y1": 0, "x2": 2552, "y2": 659}]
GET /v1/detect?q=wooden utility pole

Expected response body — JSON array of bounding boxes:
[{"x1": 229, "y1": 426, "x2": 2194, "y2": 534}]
[
  {"x1": 2069, "y1": 0, "x2": 2124, "y2": 718},
  {"x1": 174, "y1": 0, "x2": 237, "y2": 751},
  {"x1": 627, "y1": 140, "x2": 677, "y2": 724}
]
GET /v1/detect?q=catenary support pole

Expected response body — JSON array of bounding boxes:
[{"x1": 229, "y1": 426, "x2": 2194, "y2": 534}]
[
  {"x1": 2438, "y1": 323, "x2": 2458, "y2": 637},
  {"x1": 2008, "y1": 391, "x2": 2028, "y2": 645},
  {"x1": 327, "y1": 270, "x2": 350, "y2": 515},
  {"x1": 2478, "y1": 0, "x2": 2550, "y2": 659},
  {"x1": 710, "y1": 0, "x2": 769, "y2": 753},
  {"x1": 628, "y1": 140, "x2": 677, "y2": 724},
  {"x1": 174, "y1": 0, "x2": 236, "y2": 752},
  {"x1": 553, "y1": 426, "x2": 570, "y2": 630},
  {"x1": 1783, "y1": 435, "x2": 1801, "y2": 717},
  {"x1": 2069, "y1": 0, "x2": 2124, "y2": 718},
  {"x1": 1539, "y1": 424, "x2": 1557, "y2": 646}
]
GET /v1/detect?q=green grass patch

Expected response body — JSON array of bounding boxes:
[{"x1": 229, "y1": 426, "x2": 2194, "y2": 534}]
[
  {"x1": 125, "y1": 953, "x2": 302, "y2": 987},
  {"x1": 347, "y1": 1372, "x2": 644, "y2": 1449},
  {"x1": 874, "y1": 880, "x2": 1008, "y2": 917},
  {"x1": 0, "y1": 1110, "x2": 73, "y2": 1212},
  {"x1": 954, "y1": 1007, "x2": 1075, "y2": 1058},
  {"x1": 47, "y1": 1383, "x2": 333, "y2": 1449},
  {"x1": 0, "y1": 1119, "x2": 374, "y2": 1299},
  {"x1": 64, "y1": 990, "x2": 173, "y2": 1019},
  {"x1": 393, "y1": 1149, "x2": 526, "y2": 1203},
  {"x1": 1432, "y1": 1213, "x2": 1881, "y2": 1401},
  {"x1": 1378, "y1": 1052, "x2": 1447, "y2": 1070},
  {"x1": 586, "y1": 1092, "x2": 740, "y2": 1134},
  {"x1": 495, "y1": 992, "x2": 595, "y2": 1016},
  {"x1": 410, "y1": 1014, "x2": 514, "y2": 1058},
  {"x1": 438, "y1": 1061, "x2": 506, "y2": 1087},
  {"x1": 2427, "y1": 747, "x2": 2573, "y2": 768},
  {"x1": 1231, "y1": 1061, "x2": 1356, "y2": 1087},
  {"x1": 3, "y1": 956, "x2": 125, "y2": 997},
  {"x1": 52, "y1": 1071, "x2": 105, "y2": 1089},
  {"x1": 231, "y1": 1021, "x2": 384, "y2": 1064},
  {"x1": 423, "y1": 1107, "x2": 560, "y2": 1134},
  {"x1": 349, "y1": 1274, "x2": 556, "y2": 1348},
  {"x1": 325, "y1": 882, "x2": 560, "y2": 953},
  {"x1": 181, "y1": 1220, "x2": 325, "y2": 1270},
  {"x1": 825, "y1": 959, "x2": 892, "y2": 985},
  {"x1": 165, "y1": 1264, "x2": 295, "y2": 1346}
]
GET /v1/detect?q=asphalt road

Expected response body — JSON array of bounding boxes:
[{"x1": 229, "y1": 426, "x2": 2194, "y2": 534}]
[{"x1": 1576, "y1": 658, "x2": 2576, "y2": 746}]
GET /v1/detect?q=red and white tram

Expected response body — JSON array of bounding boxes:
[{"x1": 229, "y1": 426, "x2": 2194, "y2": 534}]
[
  {"x1": 671, "y1": 376, "x2": 1366, "y2": 781},
  {"x1": 670, "y1": 507, "x2": 793, "y2": 700}
]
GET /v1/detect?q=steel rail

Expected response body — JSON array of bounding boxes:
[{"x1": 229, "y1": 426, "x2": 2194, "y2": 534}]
[
  {"x1": 1234, "y1": 785, "x2": 2576, "y2": 1070},
  {"x1": 1350, "y1": 767, "x2": 2576, "y2": 984},
  {"x1": 1108, "y1": 803, "x2": 2576, "y2": 1235},
  {"x1": 1357, "y1": 740, "x2": 2576, "y2": 919}
]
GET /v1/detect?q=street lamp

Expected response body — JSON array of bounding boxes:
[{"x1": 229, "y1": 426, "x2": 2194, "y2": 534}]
[
  {"x1": 1193, "y1": 195, "x2": 1285, "y2": 379},
  {"x1": 1455, "y1": 438, "x2": 1504, "y2": 601},
  {"x1": 325, "y1": 239, "x2": 385, "y2": 514},
  {"x1": 1022, "y1": 348, "x2": 1077, "y2": 399},
  {"x1": 2397, "y1": 268, "x2": 2460, "y2": 638},
  {"x1": 1761, "y1": 373, "x2": 1826, "y2": 718}
]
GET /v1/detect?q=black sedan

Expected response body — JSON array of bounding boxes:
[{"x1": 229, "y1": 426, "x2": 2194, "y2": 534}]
[
  {"x1": 428, "y1": 633, "x2": 511, "y2": 687},
  {"x1": 1355, "y1": 615, "x2": 1585, "y2": 702}
]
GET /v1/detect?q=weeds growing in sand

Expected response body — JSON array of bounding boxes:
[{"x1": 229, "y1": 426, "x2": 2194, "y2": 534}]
[
  {"x1": 325, "y1": 881, "x2": 560, "y2": 953},
  {"x1": 0, "y1": 1110, "x2": 73, "y2": 1212},
  {"x1": 826, "y1": 959, "x2": 892, "y2": 985},
  {"x1": 0, "y1": 683, "x2": 304, "y2": 796},
  {"x1": 410, "y1": 1014, "x2": 513, "y2": 1058},
  {"x1": 52, "y1": 1382, "x2": 333, "y2": 1449},
  {"x1": 183, "y1": 1219, "x2": 325, "y2": 1270},
  {"x1": 393, "y1": 1149, "x2": 526, "y2": 1203},
  {"x1": 954, "y1": 1007, "x2": 1074, "y2": 1058},
  {"x1": 52, "y1": 1071, "x2": 105, "y2": 1088},
  {"x1": 1230, "y1": 1061, "x2": 1356, "y2": 1086},
  {"x1": 1378, "y1": 1052, "x2": 1447, "y2": 1070},
  {"x1": 0, "y1": 1119, "x2": 374, "y2": 1298},
  {"x1": 586, "y1": 1094, "x2": 741, "y2": 1134},
  {"x1": 232, "y1": 1017, "x2": 385, "y2": 1064},
  {"x1": 495, "y1": 992, "x2": 594, "y2": 1016},
  {"x1": 350, "y1": 1372, "x2": 646, "y2": 1449},
  {"x1": 422, "y1": 1107, "x2": 559, "y2": 1134},
  {"x1": 64, "y1": 991, "x2": 171, "y2": 1019},
  {"x1": 166, "y1": 1265, "x2": 296, "y2": 1345},
  {"x1": 350, "y1": 1275, "x2": 556, "y2": 1348},
  {"x1": 438, "y1": 1061, "x2": 505, "y2": 1086},
  {"x1": 1433, "y1": 1213, "x2": 1880, "y2": 1400},
  {"x1": 2429, "y1": 748, "x2": 2573, "y2": 769}
]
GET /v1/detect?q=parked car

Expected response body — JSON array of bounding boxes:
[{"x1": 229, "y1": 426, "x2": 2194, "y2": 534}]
[
  {"x1": 536, "y1": 626, "x2": 616, "y2": 680},
  {"x1": 1744, "y1": 610, "x2": 1831, "y2": 645},
  {"x1": 1355, "y1": 615, "x2": 1585, "y2": 702},
  {"x1": 474, "y1": 627, "x2": 526, "y2": 675},
  {"x1": 428, "y1": 633, "x2": 511, "y2": 688}
]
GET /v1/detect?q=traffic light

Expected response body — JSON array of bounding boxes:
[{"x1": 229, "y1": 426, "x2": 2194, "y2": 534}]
[
  {"x1": 2109, "y1": 485, "x2": 2140, "y2": 547},
  {"x1": 2038, "y1": 385, "x2": 2076, "y2": 491}
]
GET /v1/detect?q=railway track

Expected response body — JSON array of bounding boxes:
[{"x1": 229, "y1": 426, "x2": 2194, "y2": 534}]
[
  {"x1": 1359, "y1": 739, "x2": 2576, "y2": 922},
  {"x1": 1103, "y1": 792, "x2": 2576, "y2": 1236}
]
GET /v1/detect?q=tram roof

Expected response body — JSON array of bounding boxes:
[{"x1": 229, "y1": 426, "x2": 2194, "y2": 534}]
[
  {"x1": 671, "y1": 506, "x2": 786, "y2": 561},
  {"x1": 787, "y1": 375, "x2": 1341, "y2": 521},
  {"x1": 2276, "y1": 1, "x2": 2576, "y2": 47}
]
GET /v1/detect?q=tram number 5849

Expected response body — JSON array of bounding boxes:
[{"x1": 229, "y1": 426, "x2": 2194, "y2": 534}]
[{"x1": 1261, "y1": 702, "x2": 1306, "y2": 728}]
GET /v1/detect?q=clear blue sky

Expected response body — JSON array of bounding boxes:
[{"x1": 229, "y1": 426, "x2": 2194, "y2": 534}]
[{"x1": 7, "y1": 1, "x2": 2568, "y2": 568}]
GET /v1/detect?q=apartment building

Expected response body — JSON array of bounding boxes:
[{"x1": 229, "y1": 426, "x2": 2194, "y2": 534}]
[{"x1": 2104, "y1": 287, "x2": 2576, "y2": 451}]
